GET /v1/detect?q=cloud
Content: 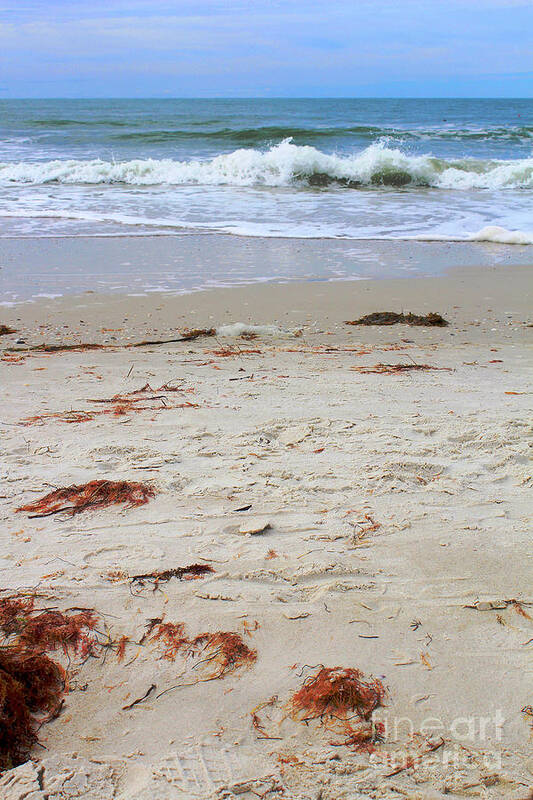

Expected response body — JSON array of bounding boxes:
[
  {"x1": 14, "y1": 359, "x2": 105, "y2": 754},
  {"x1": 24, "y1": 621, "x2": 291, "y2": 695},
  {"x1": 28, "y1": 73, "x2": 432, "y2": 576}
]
[{"x1": 1, "y1": 0, "x2": 531, "y2": 96}]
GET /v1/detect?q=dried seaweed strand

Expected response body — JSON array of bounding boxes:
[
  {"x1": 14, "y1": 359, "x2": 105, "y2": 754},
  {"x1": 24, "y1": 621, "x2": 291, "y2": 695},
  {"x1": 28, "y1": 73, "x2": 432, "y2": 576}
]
[
  {"x1": 352, "y1": 363, "x2": 451, "y2": 375},
  {"x1": 130, "y1": 564, "x2": 214, "y2": 591}
]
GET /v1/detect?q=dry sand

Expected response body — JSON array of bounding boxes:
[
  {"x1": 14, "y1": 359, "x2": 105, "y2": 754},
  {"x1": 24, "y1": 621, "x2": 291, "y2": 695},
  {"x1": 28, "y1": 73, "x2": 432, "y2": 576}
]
[{"x1": 1, "y1": 263, "x2": 532, "y2": 799}]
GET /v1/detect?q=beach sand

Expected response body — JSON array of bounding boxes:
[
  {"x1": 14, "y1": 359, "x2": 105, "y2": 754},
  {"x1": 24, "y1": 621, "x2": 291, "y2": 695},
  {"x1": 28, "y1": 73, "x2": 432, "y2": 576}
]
[{"x1": 1, "y1": 260, "x2": 532, "y2": 799}]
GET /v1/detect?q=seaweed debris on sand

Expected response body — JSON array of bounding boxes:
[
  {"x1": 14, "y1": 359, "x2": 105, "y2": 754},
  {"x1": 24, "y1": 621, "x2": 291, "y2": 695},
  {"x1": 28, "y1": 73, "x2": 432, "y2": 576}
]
[
  {"x1": 345, "y1": 312, "x2": 448, "y2": 327},
  {"x1": 130, "y1": 327, "x2": 216, "y2": 347},
  {"x1": 24, "y1": 342, "x2": 106, "y2": 353},
  {"x1": 22, "y1": 383, "x2": 199, "y2": 426},
  {"x1": 289, "y1": 666, "x2": 386, "y2": 750},
  {"x1": 0, "y1": 595, "x2": 99, "y2": 772},
  {"x1": 352, "y1": 363, "x2": 452, "y2": 374},
  {"x1": 146, "y1": 620, "x2": 257, "y2": 680},
  {"x1": 17, "y1": 480, "x2": 155, "y2": 518},
  {"x1": 187, "y1": 631, "x2": 257, "y2": 679},
  {"x1": 0, "y1": 596, "x2": 98, "y2": 656},
  {"x1": 130, "y1": 564, "x2": 214, "y2": 591}
]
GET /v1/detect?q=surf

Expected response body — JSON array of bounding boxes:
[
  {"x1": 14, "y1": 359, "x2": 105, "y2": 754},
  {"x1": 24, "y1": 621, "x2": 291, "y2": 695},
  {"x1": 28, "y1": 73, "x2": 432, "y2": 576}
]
[{"x1": 1, "y1": 140, "x2": 532, "y2": 190}]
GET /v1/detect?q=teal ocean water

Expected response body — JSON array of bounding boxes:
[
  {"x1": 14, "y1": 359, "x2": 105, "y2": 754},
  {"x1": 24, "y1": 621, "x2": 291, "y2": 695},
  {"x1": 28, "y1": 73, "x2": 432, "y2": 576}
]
[{"x1": 0, "y1": 98, "x2": 532, "y2": 242}]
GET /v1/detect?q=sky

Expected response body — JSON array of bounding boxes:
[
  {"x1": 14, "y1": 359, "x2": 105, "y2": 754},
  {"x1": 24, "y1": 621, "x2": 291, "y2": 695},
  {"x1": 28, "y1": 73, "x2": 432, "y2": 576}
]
[{"x1": 1, "y1": 0, "x2": 532, "y2": 98}]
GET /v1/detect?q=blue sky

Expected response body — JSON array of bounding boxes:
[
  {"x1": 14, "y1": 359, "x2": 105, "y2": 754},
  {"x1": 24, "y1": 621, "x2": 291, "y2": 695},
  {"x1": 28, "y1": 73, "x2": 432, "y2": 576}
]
[{"x1": 1, "y1": 0, "x2": 532, "y2": 97}]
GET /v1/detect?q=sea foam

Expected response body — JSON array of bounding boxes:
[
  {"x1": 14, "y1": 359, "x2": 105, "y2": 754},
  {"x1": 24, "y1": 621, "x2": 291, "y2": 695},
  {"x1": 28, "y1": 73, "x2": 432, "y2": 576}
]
[
  {"x1": 1, "y1": 140, "x2": 532, "y2": 190},
  {"x1": 469, "y1": 226, "x2": 533, "y2": 245}
]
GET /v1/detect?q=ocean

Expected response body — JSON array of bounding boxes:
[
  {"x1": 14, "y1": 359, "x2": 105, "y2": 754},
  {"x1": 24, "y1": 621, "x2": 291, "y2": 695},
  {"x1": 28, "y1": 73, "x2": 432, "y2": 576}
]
[{"x1": 1, "y1": 98, "x2": 532, "y2": 243}]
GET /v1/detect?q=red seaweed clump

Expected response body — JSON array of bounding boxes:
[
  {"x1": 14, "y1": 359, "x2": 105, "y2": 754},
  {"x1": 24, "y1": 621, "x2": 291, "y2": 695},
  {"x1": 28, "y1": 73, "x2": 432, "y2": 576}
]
[
  {"x1": 188, "y1": 631, "x2": 257, "y2": 678},
  {"x1": 0, "y1": 649, "x2": 65, "y2": 771},
  {"x1": 147, "y1": 620, "x2": 257, "y2": 679},
  {"x1": 0, "y1": 594, "x2": 100, "y2": 771},
  {"x1": 290, "y1": 666, "x2": 386, "y2": 751},
  {"x1": 17, "y1": 480, "x2": 155, "y2": 517},
  {"x1": 146, "y1": 621, "x2": 189, "y2": 662}
]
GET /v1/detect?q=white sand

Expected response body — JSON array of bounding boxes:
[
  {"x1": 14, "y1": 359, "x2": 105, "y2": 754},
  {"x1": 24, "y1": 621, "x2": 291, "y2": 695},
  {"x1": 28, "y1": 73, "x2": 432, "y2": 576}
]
[{"x1": 1, "y1": 264, "x2": 532, "y2": 799}]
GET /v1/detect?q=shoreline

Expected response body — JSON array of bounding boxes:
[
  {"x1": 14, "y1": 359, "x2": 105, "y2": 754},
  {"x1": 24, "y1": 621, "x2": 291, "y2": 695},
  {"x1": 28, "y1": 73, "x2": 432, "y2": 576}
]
[
  {"x1": 1, "y1": 234, "x2": 533, "y2": 307},
  {"x1": 2, "y1": 260, "x2": 532, "y2": 348}
]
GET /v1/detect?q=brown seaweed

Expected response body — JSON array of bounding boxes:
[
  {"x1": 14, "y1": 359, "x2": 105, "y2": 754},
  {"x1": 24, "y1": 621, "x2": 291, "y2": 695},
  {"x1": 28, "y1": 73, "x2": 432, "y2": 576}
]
[
  {"x1": 130, "y1": 328, "x2": 216, "y2": 347},
  {"x1": 345, "y1": 312, "x2": 448, "y2": 327},
  {"x1": 352, "y1": 363, "x2": 452, "y2": 374},
  {"x1": 6, "y1": 327, "x2": 216, "y2": 354},
  {"x1": 130, "y1": 564, "x2": 214, "y2": 591},
  {"x1": 27, "y1": 342, "x2": 106, "y2": 353}
]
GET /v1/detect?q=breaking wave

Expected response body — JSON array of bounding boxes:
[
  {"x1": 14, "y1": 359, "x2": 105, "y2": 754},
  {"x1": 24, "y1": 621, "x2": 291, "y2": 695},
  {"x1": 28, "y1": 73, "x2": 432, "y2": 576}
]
[{"x1": 1, "y1": 140, "x2": 532, "y2": 190}]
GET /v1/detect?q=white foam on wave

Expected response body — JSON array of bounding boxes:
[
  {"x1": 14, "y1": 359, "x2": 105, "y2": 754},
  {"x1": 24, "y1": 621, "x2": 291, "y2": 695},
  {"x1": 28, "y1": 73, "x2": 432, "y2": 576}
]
[
  {"x1": 1, "y1": 207, "x2": 532, "y2": 246},
  {"x1": 468, "y1": 225, "x2": 533, "y2": 245},
  {"x1": 1, "y1": 140, "x2": 532, "y2": 190},
  {"x1": 0, "y1": 207, "x2": 194, "y2": 230}
]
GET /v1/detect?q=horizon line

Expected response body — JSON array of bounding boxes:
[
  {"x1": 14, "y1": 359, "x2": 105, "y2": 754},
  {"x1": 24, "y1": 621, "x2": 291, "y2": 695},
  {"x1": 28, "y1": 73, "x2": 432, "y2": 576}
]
[{"x1": 3, "y1": 95, "x2": 532, "y2": 100}]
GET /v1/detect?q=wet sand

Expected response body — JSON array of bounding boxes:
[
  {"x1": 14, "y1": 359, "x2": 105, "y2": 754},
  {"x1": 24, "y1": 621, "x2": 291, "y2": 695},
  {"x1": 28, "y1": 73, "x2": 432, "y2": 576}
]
[{"x1": 2, "y1": 233, "x2": 533, "y2": 304}]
